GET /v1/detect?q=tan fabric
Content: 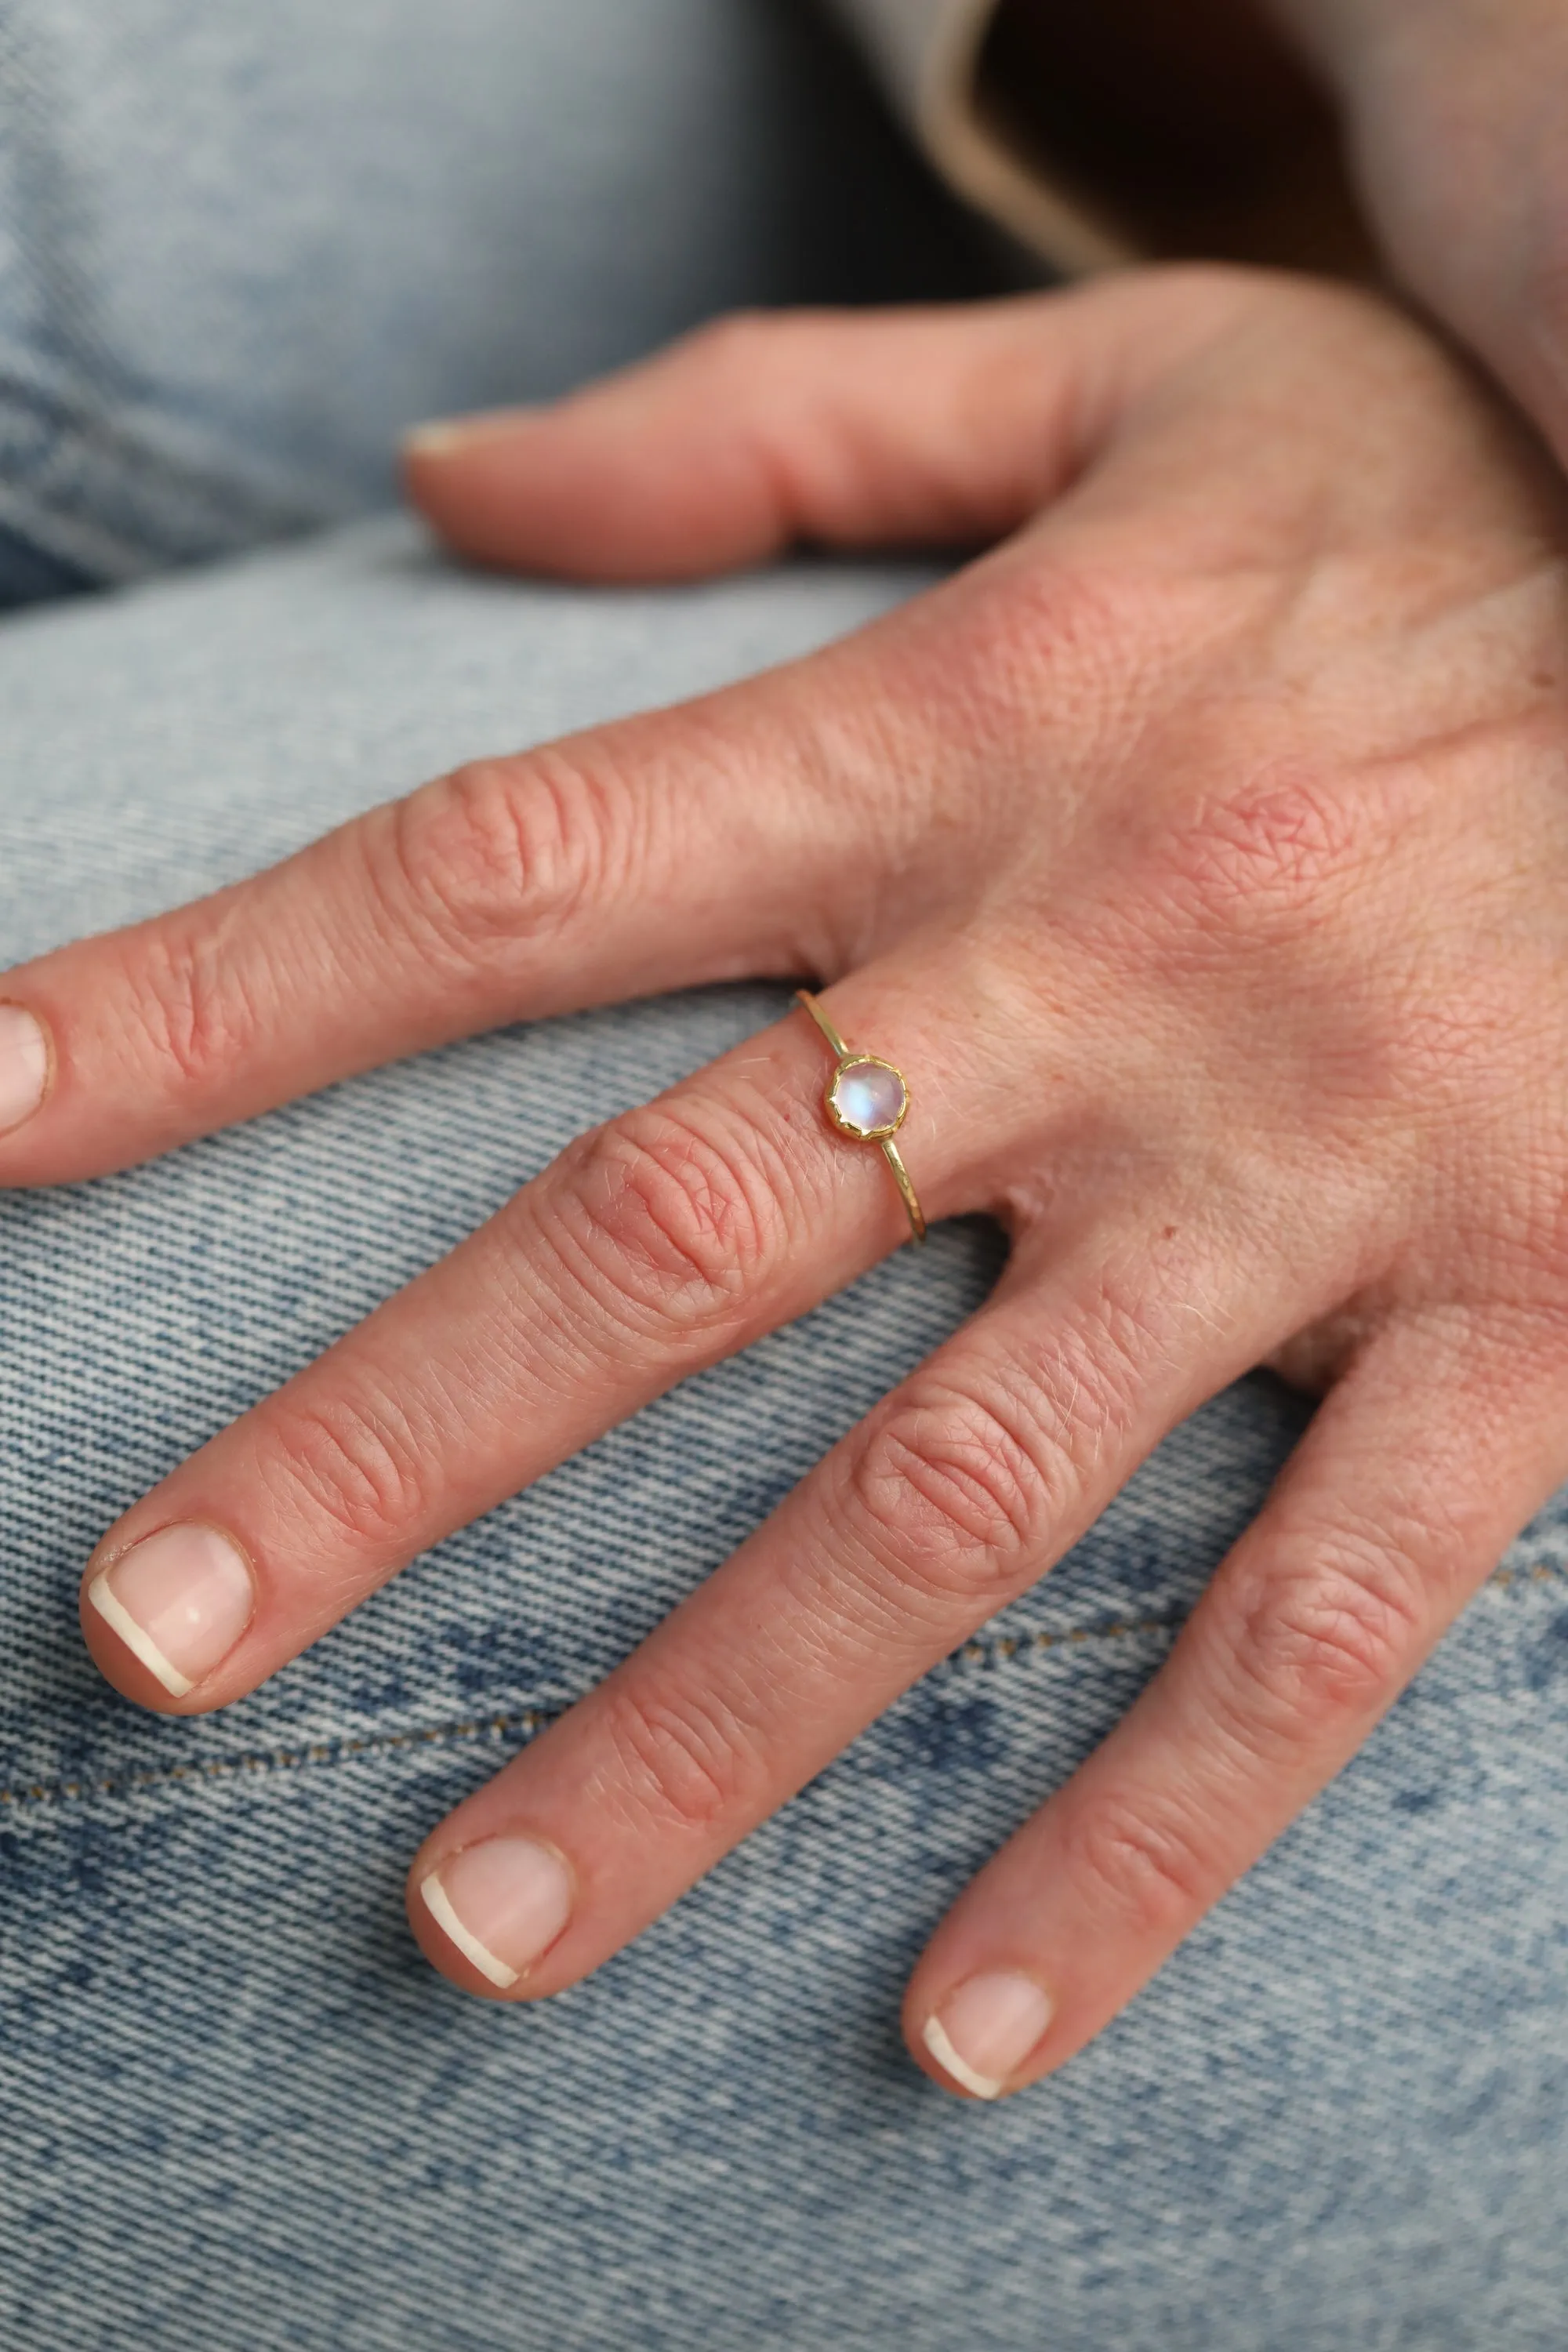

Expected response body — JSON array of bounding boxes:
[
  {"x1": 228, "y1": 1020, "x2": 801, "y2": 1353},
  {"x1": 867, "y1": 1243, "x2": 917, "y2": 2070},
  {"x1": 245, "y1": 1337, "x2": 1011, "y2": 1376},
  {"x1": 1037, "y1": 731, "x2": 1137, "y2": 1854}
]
[{"x1": 831, "y1": 0, "x2": 1136, "y2": 272}]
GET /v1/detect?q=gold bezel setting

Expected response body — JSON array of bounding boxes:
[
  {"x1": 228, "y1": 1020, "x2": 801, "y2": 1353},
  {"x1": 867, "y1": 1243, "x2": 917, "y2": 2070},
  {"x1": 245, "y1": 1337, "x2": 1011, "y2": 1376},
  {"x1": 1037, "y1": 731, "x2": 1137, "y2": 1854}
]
[{"x1": 796, "y1": 990, "x2": 927, "y2": 1244}]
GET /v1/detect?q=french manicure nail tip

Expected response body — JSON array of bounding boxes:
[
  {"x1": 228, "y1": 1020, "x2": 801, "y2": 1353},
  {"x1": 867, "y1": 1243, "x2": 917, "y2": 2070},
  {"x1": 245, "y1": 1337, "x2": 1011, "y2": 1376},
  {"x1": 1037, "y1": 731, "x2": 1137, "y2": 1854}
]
[
  {"x1": 87, "y1": 1571, "x2": 192, "y2": 1696},
  {"x1": 419, "y1": 1836, "x2": 573, "y2": 1989},
  {"x1": 922, "y1": 2013, "x2": 1006, "y2": 2100},
  {"x1": 419, "y1": 1875, "x2": 519, "y2": 1989},
  {"x1": 86, "y1": 1524, "x2": 256, "y2": 1697},
  {"x1": 0, "y1": 1004, "x2": 49, "y2": 1135},
  {"x1": 923, "y1": 1971, "x2": 1054, "y2": 2100},
  {"x1": 403, "y1": 408, "x2": 537, "y2": 460},
  {"x1": 401, "y1": 420, "x2": 466, "y2": 458}
]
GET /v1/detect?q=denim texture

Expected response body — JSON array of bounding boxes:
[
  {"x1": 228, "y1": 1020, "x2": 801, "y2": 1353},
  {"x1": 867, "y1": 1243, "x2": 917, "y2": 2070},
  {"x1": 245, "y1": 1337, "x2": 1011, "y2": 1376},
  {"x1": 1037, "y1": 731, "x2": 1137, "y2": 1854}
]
[
  {"x1": 3, "y1": 0, "x2": 1568, "y2": 2341},
  {"x1": 0, "y1": 0, "x2": 1004, "y2": 597},
  {"x1": 2, "y1": 521, "x2": 1568, "y2": 2350}
]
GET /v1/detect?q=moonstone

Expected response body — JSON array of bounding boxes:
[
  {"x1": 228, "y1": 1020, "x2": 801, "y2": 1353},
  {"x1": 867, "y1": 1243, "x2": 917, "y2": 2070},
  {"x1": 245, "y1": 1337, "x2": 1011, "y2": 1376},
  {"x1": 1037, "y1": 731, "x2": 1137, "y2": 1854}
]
[{"x1": 829, "y1": 1056, "x2": 906, "y2": 1138}]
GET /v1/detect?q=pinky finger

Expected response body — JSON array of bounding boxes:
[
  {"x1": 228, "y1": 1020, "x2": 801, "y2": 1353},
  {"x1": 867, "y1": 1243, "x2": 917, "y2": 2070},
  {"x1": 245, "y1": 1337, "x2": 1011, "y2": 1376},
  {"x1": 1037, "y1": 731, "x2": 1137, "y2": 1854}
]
[{"x1": 906, "y1": 1308, "x2": 1568, "y2": 2100}]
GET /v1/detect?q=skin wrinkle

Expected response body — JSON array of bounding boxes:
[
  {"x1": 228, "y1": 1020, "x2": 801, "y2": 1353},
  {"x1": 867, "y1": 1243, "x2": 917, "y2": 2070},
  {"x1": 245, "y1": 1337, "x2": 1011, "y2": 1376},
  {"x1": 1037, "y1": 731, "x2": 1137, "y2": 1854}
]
[
  {"x1": 595, "y1": 1675, "x2": 769, "y2": 1839},
  {"x1": 807, "y1": 1230, "x2": 1241, "y2": 1667},
  {"x1": 650, "y1": 687, "x2": 848, "y2": 930},
  {"x1": 437, "y1": 1062, "x2": 861, "y2": 1443},
  {"x1": 1218, "y1": 1527, "x2": 1436, "y2": 1747},
  {"x1": 543, "y1": 1087, "x2": 817, "y2": 1330},
  {"x1": 488, "y1": 1193, "x2": 647, "y2": 1407},
  {"x1": 757, "y1": 339, "x2": 996, "y2": 551},
  {"x1": 756, "y1": 696, "x2": 929, "y2": 976},
  {"x1": 115, "y1": 900, "x2": 267, "y2": 1102},
  {"x1": 5, "y1": 268, "x2": 1560, "y2": 2061},
  {"x1": 256, "y1": 1385, "x2": 446, "y2": 1588},
  {"x1": 1192, "y1": 1314, "x2": 1529, "y2": 1759},
  {"x1": 780, "y1": 1298, "x2": 1171, "y2": 1665}
]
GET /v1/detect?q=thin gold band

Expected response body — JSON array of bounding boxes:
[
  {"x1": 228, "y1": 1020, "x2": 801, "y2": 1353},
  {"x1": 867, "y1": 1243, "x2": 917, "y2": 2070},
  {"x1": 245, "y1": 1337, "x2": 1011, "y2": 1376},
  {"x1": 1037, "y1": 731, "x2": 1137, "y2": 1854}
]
[{"x1": 796, "y1": 989, "x2": 927, "y2": 1244}]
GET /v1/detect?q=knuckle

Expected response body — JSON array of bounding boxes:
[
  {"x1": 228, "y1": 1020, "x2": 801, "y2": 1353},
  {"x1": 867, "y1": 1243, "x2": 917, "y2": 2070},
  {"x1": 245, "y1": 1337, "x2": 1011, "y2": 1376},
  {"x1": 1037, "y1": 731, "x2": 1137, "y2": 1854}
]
[
  {"x1": 372, "y1": 751, "x2": 617, "y2": 971},
  {"x1": 1219, "y1": 1533, "x2": 1425, "y2": 1748},
  {"x1": 129, "y1": 919, "x2": 260, "y2": 1093},
  {"x1": 263, "y1": 1392, "x2": 433, "y2": 1552},
  {"x1": 547, "y1": 1102, "x2": 788, "y2": 1336},
  {"x1": 1062, "y1": 1792, "x2": 1210, "y2": 1941},
  {"x1": 942, "y1": 556, "x2": 1152, "y2": 735},
  {"x1": 1145, "y1": 765, "x2": 1385, "y2": 949},
  {"x1": 599, "y1": 1677, "x2": 760, "y2": 1835},
  {"x1": 1374, "y1": 966, "x2": 1530, "y2": 1110},
  {"x1": 842, "y1": 1383, "x2": 1055, "y2": 1606},
  {"x1": 837, "y1": 1286, "x2": 1154, "y2": 1612}
]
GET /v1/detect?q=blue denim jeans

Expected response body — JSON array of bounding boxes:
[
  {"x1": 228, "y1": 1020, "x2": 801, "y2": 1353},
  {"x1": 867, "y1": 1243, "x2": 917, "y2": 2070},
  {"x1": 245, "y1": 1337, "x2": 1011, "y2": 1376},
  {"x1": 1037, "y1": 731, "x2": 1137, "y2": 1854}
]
[
  {"x1": 0, "y1": 0, "x2": 999, "y2": 600},
  {"x1": 3, "y1": 8, "x2": 1568, "y2": 2350}
]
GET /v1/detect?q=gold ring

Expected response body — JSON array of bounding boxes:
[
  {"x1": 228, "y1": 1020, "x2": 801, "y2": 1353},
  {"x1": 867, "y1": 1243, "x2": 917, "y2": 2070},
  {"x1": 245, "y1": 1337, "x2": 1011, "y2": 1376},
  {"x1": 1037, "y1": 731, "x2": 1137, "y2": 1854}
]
[{"x1": 796, "y1": 989, "x2": 927, "y2": 1244}]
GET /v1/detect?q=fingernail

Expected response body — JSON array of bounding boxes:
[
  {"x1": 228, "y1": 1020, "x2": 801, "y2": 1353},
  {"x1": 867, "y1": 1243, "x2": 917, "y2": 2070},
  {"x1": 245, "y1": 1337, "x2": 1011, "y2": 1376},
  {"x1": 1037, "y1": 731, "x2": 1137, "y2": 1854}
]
[
  {"x1": 86, "y1": 1524, "x2": 256, "y2": 1697},
  {"x1": 0, "y1": 1004, "x2": 49, "y2": 1135},
  {"x1": 419, "y1": 1837, "x2": 574, "y2": 1989},
  {"x1": 922, "y1": 1971, "x2": 1054, "y2": 2100},
  {"x1": 401, "y1": 419, "x2": 469, "y2": 459},
  {"x1": 402, "y1": 407, "x2": 538, "y2": 462}
]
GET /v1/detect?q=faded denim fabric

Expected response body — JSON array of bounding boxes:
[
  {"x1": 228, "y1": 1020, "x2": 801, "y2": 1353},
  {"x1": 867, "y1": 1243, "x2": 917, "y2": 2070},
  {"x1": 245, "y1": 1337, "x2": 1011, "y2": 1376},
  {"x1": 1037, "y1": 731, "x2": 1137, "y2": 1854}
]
[
  {"x1": 2, "y1": 521, "x2": 1568, "y2": 2351},
  {"x1": 0, "y1": 0, "x2": 1000, "y2": 599},
  {"x1": 2, "y1": 1, "x2": 1568, "y2": 2344}
]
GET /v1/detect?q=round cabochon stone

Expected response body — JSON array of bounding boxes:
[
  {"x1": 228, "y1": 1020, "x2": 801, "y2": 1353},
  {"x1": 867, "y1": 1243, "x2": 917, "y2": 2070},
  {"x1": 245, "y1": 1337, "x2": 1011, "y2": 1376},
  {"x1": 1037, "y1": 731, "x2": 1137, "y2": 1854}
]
[{"x1": 829, "y1": 1057, "x2": 907, "y2": 1138}]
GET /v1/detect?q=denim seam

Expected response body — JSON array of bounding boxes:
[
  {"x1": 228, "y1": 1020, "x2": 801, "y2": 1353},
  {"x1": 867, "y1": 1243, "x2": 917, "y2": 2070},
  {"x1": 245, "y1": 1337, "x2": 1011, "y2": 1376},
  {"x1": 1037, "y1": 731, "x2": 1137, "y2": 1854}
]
[
  {"x1": 0, "y1": 361, "x2": 341, "y2": 583},
  {"x1": 0, "y1": 1704, "x2": 554, "y2": 1815},
  {"x1": 3, "y1": 1555, "x2": 1565, "y2": 1817},
  {"x1": 3, "y1": 1612, "x2": 1186, "y2": 1814}
]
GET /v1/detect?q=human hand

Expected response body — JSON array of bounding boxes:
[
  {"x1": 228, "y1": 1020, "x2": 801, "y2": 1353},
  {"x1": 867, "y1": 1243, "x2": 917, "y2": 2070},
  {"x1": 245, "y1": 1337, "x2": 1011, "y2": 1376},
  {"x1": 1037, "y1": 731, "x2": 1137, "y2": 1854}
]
[
  {"x1": 1267, "y1": 0, "x2": 1568, "y2": 467},
  {"x1": 7, "y1": 269, "x2": 1568, "y2": 2100}
]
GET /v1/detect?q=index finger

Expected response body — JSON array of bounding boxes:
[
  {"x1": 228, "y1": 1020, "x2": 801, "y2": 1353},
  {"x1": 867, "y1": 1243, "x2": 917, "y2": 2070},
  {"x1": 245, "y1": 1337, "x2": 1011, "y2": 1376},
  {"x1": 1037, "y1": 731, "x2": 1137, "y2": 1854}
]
[{"x1": 0, "y1": 649, "x2": 906, "y2": 1183}]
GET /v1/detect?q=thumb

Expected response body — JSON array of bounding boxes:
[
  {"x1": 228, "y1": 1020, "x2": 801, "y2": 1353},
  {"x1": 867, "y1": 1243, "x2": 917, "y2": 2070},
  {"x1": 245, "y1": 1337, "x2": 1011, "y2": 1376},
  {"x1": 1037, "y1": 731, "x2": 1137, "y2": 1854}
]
[{"x1": 401, "y1": 280, "x2": 1230, "y2": 583}]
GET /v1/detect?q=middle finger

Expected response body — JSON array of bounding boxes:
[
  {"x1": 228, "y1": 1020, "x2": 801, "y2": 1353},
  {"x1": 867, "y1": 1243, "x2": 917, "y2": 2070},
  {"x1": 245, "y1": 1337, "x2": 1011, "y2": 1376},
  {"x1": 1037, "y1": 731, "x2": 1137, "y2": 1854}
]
[{"x1": 408, "y1": 1174, "x2": 1302, "y2": 2001}]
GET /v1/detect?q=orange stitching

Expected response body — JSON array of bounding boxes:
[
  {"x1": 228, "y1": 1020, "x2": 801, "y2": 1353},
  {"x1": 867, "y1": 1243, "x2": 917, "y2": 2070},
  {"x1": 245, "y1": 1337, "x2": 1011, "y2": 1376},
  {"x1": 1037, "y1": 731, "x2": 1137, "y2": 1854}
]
[
  {"x1": 3, "y1": 1552, "x2": 1565, "y2": 1816},
  {"x1": 0, "y1": 1705, "x2": 550, "y2": 1813}
]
